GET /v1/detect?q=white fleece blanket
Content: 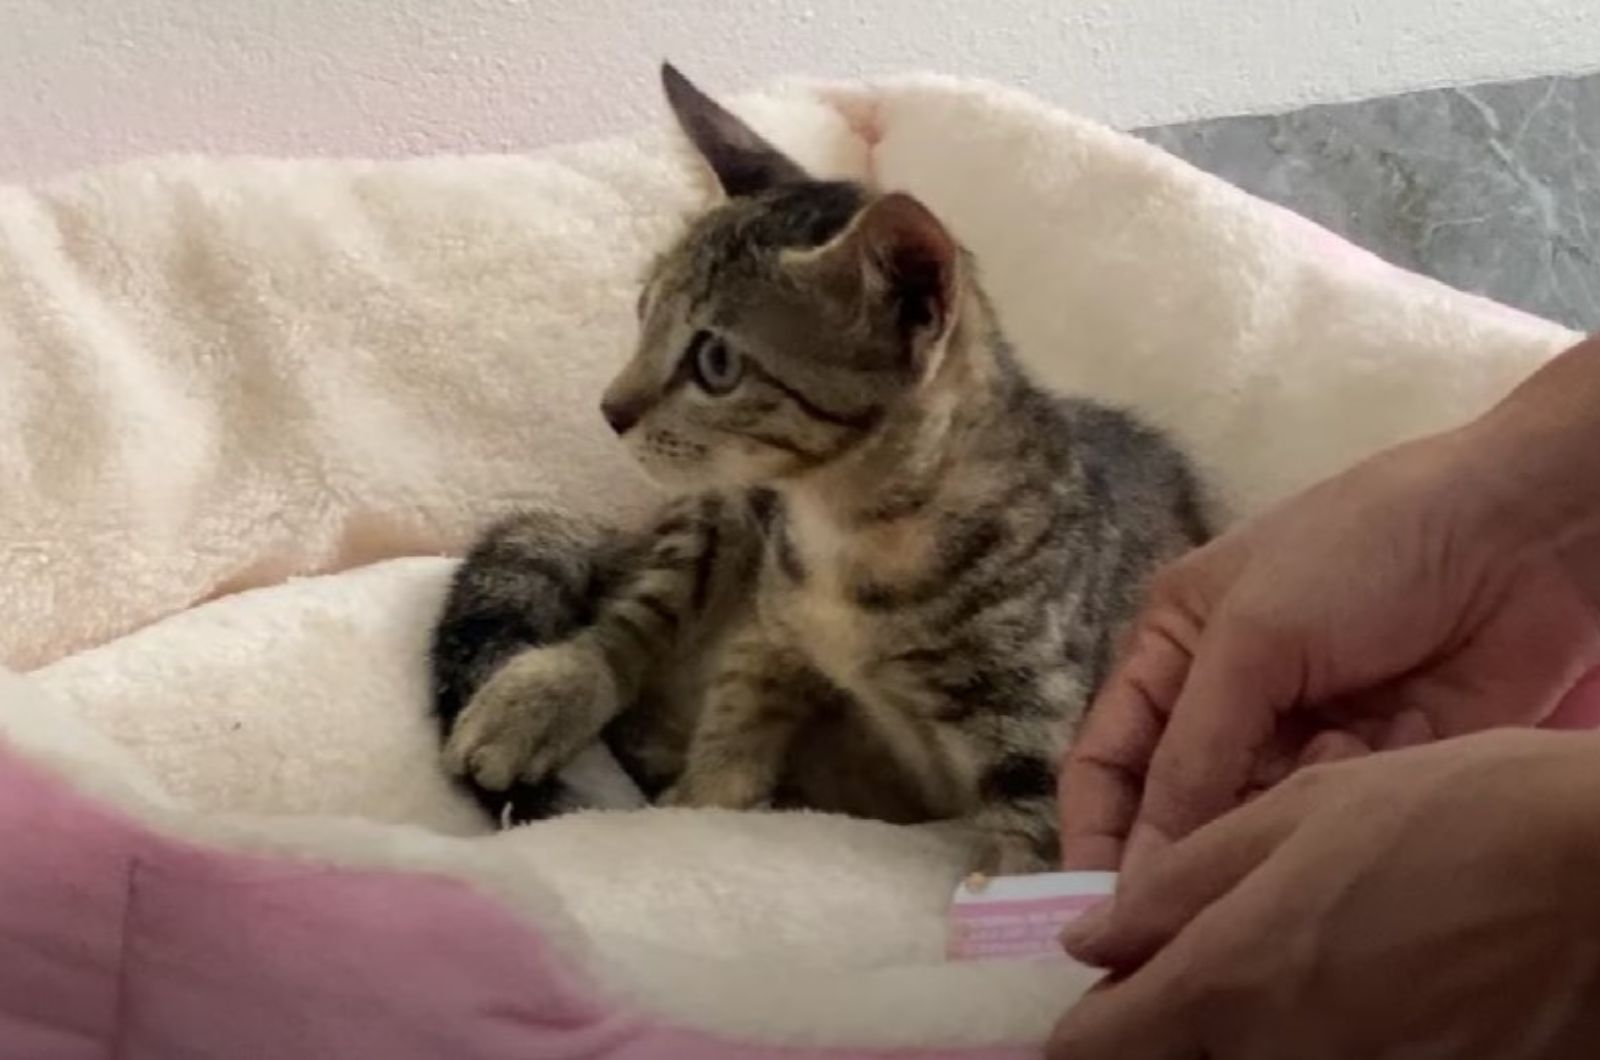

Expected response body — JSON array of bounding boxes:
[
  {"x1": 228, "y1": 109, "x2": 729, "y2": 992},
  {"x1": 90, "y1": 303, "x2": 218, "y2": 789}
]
[{"x1": 0, "y1": 74, "x2": 1578, "y2": 1049}]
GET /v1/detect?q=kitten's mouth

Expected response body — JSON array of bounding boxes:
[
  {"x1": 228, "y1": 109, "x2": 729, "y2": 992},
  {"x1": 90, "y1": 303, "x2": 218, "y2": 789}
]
[
  {"x1": 638, "y1": 428, "x2": 706, "y2": 462},
  {"x1": 624, "y1": 430, "x2": 704, "y2": 485},
  {"x1": 631, "y1": 434, "x2": 810, "y2": 494}
]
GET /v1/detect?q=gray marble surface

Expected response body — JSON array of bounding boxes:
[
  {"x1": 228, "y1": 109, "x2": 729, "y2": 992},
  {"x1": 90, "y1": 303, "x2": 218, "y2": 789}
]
[{"x1": 1138, "y1": 72, "x2": 1600, "y2": 331}]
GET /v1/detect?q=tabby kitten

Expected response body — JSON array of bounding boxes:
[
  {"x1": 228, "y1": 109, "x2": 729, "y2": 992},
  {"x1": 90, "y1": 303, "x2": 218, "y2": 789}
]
[{"x1": 431, "y1": 65, "x2": 1209, "y2": 872}]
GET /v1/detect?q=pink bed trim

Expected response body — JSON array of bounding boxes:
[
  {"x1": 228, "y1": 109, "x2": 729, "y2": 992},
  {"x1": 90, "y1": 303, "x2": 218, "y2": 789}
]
[{"x1": 0, "y1": 743, "x2": 1032, "y2": 1059}]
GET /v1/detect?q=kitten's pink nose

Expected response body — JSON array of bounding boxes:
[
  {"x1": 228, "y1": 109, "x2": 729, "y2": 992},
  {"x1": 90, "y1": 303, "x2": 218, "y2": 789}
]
[{"x1": 600, "y1": 396, "x2": 644, "y2": 435}]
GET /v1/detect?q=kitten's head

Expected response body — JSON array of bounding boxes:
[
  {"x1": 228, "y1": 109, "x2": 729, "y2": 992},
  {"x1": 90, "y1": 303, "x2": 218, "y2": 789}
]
[{"x1": 600, "y1": 64, "x2": 966, "y2": 491}]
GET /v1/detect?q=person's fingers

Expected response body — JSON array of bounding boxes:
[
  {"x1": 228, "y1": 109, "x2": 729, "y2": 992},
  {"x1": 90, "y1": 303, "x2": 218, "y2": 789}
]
[
  {"x1": 1047, "y1": 944, "x2": 1208, "y2": 1060},
  {"x1": 1295, "y1": 727, "x2": 1371, "y2": 768},
  {"x1": 1245, "y1": 710, "x2": 1339, "y2": 790},
  {"x1": 1547, "y1": 664, "x2": 1600, "y2": 730},
  {"x1": 1061, "y1": 773, "x2": 1301, "y2": 968},
  {"x1": 1059, "y1": 618, "x2": 1194, "y2": 870},
  {"x1": 1122, "y1": 611, "x2": 1305, "y2": 877},
  {"x1": 1410, "y1": 575, "x2": 1600, "y2": 733}
]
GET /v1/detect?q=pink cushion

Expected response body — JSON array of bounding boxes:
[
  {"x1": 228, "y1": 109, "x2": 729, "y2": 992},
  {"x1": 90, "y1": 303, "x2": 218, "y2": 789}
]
[{"x1": 0, "y1": 743, "x2": 1027, "y2": 1060}]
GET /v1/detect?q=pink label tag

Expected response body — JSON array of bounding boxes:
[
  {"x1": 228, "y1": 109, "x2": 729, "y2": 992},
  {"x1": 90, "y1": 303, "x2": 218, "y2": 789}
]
[{"x1": 946, "y1": 871, "x2": 1117, "y2": 961}]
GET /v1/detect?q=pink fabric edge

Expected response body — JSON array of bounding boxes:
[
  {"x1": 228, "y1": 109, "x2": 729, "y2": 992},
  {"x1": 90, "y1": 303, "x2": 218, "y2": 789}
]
[{"x1": 0, "y1": 740, "x2": 1035, "y2": 1060}]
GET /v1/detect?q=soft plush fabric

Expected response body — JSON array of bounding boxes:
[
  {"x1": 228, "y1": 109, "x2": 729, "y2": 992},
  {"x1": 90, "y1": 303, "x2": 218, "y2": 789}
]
[
  {"x1": 0, "y1": 73, "x2": 1581, "y2": 1053},
  {"x1": 0, "y1": 76, "x2": 1573, "y2": 673},
  {"x1": 0, "y1": 738, "x2": 1042, "y2": 1060}
]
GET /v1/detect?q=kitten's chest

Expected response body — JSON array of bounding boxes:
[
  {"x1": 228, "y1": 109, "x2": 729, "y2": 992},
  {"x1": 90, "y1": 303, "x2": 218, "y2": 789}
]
[
  {"x1": 757, "y1": 503, "x2": 934, "y2": 694},
  {"x1": 757, "y1": 515, "x2": 988, "y2": 818},
  {"x1": 762, "y1": 554, "x2": 876, "y2": 686}
]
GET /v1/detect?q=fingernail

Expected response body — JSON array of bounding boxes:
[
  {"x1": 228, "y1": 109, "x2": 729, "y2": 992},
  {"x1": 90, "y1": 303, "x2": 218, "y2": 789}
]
[{"x1": 1058, "y1": 898, "x2": 1114, "y2": 955}]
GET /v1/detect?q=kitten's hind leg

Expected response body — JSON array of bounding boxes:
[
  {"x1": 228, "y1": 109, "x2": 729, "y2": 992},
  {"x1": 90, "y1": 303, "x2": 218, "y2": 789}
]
[
  {"x1": 440, "y1": 495, "x2": 742, "y2": 803},
  {"x1": 965, "y1": 749, "x2": 1062, "y2": 875},
  {"x1": 432, "y1": 509, "x2": 618, "y2": 731},
  {"x1": 432, "y1": 508, "x2": 626, "y2": 821}
]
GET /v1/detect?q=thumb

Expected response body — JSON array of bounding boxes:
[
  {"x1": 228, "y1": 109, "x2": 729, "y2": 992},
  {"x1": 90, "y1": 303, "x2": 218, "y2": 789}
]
[
  {"x1": 1122, "y1": 610, "x2": 1306, "y2": 877},
  {"x1": 1058, "y1": 617, "x2": 1194, "y2": 871},
  {"x1": 1048, "y1": 944, "x2": 1207, "y2": 1060},
  {"x1": 1061, "y1": 769, "x2": 1300, "y2": 969}
]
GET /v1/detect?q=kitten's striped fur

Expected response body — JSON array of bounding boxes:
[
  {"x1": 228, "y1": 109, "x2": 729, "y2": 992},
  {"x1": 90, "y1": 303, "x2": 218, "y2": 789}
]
[{"x1": 431, "y1": 66, "x2": 1208, "y2": 871}]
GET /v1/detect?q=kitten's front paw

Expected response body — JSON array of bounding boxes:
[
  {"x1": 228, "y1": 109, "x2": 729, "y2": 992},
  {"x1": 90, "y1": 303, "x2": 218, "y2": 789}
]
[
  {"x1": 657, "y1": 768, "x2": 770, "y2": 810},
  {"x1": 444, "y1": 640, "x2": 619, "y2": 792},
  {"x1": 971, "y1": 833, "x2": 1054, "y2": 877}
]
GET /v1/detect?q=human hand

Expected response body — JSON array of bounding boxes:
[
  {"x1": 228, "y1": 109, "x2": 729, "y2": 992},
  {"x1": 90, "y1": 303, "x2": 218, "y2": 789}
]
[
  {"x1": 1059, "y1": 414, "x2": 1600, "y2": 876},
  {"x1": 1049, "y1": 730, "x2": 1600, "y2": 1059}
]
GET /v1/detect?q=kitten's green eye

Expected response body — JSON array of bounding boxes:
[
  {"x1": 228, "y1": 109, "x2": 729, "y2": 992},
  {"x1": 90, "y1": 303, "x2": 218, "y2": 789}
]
[{"x1": 689, "y1": 331, "x2": 743, "y2": 395}]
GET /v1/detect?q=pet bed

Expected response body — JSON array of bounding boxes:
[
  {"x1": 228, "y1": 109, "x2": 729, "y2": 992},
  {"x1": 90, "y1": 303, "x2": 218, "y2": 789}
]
[{"x1": 0, "y1": 74, "x2": 1577, "y2": 1054}]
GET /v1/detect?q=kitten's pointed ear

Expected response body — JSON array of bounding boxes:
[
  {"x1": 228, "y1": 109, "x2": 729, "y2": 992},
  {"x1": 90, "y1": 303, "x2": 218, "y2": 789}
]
[
  {"x1": 661, "y1": 62, "x2": 808, "y2": 197},
  {"x1": 834, "y1": 192, "x2": 962, "y2": 376}
]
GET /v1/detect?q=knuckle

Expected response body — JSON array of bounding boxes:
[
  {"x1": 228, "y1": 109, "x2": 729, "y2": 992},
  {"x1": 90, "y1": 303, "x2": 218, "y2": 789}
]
[
  {"x1": 1047, "y1": 1017, "x2": 1099, "y2": 1056},
  {"x1": 1145, "y1": 550, "x2": 1214, "y2": 617},
  {"x1": 1275, "y1": 759, "x2": 1344, "y2": 804},
  {"x1": 1160, "y1": 958, "x2": 1211, "y2": 1017},
  {"x1": 1146, "y1": 561, "x2": 1191, "y2": 605},
  {"x1": 1119, "y1": 592, "x2": 1205, "y2": 675},
  {"x1": 1209, "y1": 600, "x2": 1289, "y2": 651}
]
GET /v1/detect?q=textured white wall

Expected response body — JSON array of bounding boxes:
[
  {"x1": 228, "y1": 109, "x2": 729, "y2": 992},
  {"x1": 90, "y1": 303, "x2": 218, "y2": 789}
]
[{"x1": 4, "y1": 0, "x2": 1598, "y2": 180}]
